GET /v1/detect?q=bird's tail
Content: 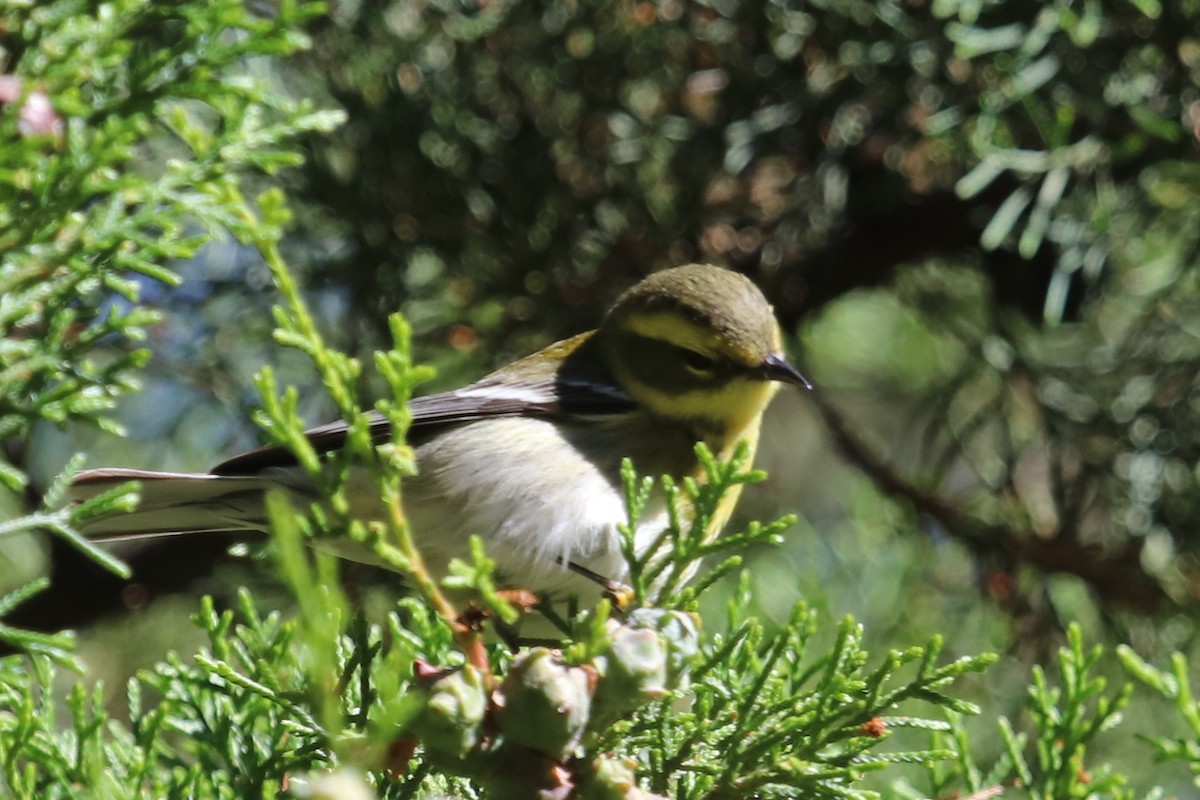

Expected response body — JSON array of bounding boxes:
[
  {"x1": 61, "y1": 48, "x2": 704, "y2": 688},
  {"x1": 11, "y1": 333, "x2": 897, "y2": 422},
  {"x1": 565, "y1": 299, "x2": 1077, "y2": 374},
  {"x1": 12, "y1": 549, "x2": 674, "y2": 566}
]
[{"x1": 69, "y1": 468, "x2": 280, "y2": 542}]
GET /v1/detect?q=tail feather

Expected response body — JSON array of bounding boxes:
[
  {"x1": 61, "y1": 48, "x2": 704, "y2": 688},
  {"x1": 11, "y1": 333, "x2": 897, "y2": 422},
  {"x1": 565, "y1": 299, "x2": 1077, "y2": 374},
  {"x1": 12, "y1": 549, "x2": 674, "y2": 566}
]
[{"x1": 70, "y1": 468, "x2": 277, "y2": 541}]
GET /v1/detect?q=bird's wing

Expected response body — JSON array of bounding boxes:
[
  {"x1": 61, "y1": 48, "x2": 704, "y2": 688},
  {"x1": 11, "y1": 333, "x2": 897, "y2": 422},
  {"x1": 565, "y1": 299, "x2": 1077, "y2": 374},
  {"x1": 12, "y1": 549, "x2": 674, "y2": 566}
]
[{"x1": 212, "y1": 348, "x2": 634, "y2": 476}]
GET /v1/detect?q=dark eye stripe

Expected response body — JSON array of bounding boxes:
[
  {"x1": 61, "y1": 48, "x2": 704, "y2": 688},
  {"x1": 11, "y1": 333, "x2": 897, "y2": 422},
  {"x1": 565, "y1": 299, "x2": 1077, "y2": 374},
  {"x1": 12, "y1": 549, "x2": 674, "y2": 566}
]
[
  {"x1": 682, "y1": 349, "x2": 718, "y2": 373},
  {"x1": 614, "y1": 331, "x2": 742, "y2": 395},
  {"x1": 641, "y1": 336, "x2": 727, "y2": 374}
]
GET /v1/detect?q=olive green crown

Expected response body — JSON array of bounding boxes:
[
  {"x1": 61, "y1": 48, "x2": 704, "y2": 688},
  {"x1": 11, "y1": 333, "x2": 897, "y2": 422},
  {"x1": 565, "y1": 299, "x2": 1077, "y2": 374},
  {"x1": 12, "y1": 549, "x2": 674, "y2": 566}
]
[{"x1": 603, "y1": 264, "x2": 780, "y2": 362}]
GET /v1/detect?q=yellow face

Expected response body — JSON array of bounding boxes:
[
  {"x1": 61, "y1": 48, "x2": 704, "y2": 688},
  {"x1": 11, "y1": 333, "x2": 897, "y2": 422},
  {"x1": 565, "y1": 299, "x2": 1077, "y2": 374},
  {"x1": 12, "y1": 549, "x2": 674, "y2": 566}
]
[
  {"x1": 594, "y1": 264, "x2": 809, "y2": 446},
  {"x1": 602, "y1": 308, "x2": 786, "y2": 441}
]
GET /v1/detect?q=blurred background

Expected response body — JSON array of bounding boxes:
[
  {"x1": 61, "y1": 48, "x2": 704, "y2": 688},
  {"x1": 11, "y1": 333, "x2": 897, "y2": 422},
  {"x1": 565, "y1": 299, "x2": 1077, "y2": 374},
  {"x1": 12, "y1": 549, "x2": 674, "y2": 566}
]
[{"x1": 6, "y1": 0, "x2": 1200, "y2": 788}]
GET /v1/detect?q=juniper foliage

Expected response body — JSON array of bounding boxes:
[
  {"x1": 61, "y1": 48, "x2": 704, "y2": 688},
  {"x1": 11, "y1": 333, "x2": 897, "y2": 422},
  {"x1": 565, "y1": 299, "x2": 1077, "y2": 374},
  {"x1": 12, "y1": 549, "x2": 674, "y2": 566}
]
[
  {"x1": 3, "y1": 2, "x2": 1200, "y2": 799},
  {"x1": 0, "y1": 0, "x2": 342, "y2": 620}
]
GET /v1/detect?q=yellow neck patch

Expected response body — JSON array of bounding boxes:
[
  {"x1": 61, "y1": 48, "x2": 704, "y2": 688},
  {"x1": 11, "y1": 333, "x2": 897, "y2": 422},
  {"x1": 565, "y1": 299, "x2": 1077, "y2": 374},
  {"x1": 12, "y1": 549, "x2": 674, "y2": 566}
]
[{"x1": 616, "y1": 367, "x2": 778, "y2": 446}]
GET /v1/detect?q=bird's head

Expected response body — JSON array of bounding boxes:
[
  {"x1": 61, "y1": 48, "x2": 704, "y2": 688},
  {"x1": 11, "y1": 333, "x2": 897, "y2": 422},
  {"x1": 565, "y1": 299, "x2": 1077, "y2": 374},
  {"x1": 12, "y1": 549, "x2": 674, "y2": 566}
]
[{"x1": 596, "y1": 264, "x2": 811, "y2": 439}]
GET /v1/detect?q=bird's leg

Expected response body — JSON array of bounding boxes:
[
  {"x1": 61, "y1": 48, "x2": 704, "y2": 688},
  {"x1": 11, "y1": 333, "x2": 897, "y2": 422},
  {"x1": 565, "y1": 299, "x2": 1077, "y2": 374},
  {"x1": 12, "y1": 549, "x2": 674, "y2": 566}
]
[
  {"x1": 455, "y1": 588, "x2": 540, "y2": 652},
  {"x1": 558, "y1": 558, "x2": 636, "y2": 613}
]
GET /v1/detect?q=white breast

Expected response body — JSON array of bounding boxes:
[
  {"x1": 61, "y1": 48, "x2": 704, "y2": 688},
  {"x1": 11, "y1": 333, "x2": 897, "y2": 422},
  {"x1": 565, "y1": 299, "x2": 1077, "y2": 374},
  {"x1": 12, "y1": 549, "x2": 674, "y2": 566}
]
[{"x1": 399, "y1": 417, "x2": 671, "y2": 600}]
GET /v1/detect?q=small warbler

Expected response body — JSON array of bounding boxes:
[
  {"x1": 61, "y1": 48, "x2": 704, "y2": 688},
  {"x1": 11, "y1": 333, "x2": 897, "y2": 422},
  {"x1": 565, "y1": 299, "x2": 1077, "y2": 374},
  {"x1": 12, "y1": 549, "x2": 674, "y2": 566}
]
[{"x1": 71, "y1": 264, "x2": 811, "y2": 601}]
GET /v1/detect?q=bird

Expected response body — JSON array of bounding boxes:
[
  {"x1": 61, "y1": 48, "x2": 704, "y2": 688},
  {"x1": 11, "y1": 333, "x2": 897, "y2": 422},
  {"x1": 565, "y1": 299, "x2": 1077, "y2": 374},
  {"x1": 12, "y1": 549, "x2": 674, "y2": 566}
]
[{"x1": 69, "y1": 264, "x2": 811, "y2": 605}]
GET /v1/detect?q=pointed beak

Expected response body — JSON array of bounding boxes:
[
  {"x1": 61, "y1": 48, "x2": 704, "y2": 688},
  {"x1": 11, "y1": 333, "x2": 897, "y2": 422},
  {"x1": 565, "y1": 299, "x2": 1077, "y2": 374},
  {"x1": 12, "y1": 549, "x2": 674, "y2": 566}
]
[{"x1": 760, "y1": 352, "x2": 813, "y2": 390}]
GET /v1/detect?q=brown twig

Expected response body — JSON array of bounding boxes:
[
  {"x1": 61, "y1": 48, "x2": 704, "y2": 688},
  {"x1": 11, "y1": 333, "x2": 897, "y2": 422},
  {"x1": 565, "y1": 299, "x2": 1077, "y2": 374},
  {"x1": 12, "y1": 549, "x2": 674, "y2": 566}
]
[
  {"x1": 960, "y1": 785, "x2": 1006, "y2": 800},
  {"x1": 381, "y1": 487, "x2": 493, "y2": 679},
  {"x1": 812, "y1": 394, "x2": 1169, "y2": 614}
]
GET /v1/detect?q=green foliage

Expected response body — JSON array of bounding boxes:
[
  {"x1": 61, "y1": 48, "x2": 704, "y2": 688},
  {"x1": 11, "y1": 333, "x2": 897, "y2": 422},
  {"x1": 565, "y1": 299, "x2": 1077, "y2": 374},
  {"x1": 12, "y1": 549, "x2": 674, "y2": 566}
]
[
  {"x1": 297, "y1": 0, "x2": 1200, "y2": 341},
  {"x1": 5, "y1": 1, "x2": 1200, "y2": 798},
  {"x1": 0, "y1": 580, "x2": 76, "y2": 667},
  {"x1": 0, "y1": 0, "x2": 344, "y2": 775},
  {"x1": 934, "y1": 0, "x2": 1198, "y2": 318},
  {"x1": 997, "y1": 624, "x2": 1131, "y2": 798},
  {"x1": 613, "y1": 598, "x2": 994, "y2": 799},
  {"x1": 0, "y1": 0, "x2": 333, "y2": 436},
  {"x1": 235, "y1": 249, "x2": 995, "y2": 798},
  {"x1": 618, "y1": 442, "x2": 796, "y2": 610},
  {"x1": 0, "y1": 257, "x2": 1000, "y2": 797},
  {"x1": 0, "y1": 0, "x2": 342, "y2": 591},
  {"x1": 914, "y1": 624, "x2": 1140, "y2": 800},
  {"x1": 0, "y1": 593, "x2": 324, "y2": 799},
  {"x1": 3, "y1": 180, "x2": 994, "y2": 796},
  {"x1": 1119, "y1": 646, "x2": 1200, "y2": 790},
  {"x1": 281, "y1": 0, "x2": 1200, "y2": 652}
]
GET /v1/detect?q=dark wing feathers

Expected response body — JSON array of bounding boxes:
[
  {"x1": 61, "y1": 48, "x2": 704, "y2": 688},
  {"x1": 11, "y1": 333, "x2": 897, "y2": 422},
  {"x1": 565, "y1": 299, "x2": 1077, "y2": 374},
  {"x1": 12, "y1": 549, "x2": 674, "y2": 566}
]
[{"x1": 211, "y1": 374, "x2": 634, "y2": 476}]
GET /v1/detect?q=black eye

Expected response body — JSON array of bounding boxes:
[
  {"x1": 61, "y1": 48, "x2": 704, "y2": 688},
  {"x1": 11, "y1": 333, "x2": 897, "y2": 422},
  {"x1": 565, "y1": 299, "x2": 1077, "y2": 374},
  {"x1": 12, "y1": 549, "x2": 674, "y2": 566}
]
[{"x1": 682, "y1": 349, "x2": 718, "y2": 374}]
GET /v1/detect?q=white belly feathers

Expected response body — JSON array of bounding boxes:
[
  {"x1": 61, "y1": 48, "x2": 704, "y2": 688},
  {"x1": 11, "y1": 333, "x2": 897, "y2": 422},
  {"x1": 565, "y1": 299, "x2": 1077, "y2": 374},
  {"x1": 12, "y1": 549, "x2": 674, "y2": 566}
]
[{"x1": 402, "y1": 417, "x2": 669, "y2": 600}]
